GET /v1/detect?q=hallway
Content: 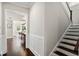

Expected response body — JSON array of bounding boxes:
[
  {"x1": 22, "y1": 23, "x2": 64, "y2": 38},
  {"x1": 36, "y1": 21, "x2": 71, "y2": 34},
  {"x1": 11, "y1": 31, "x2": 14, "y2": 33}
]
[
  {"x1": 7, "y1": 38, "x2": 26, "y2": 56},
  {"x1": 7, "y1": 38, "x2": 34, "y2": 56},
  {"x1": 0, "y1": 2, "x2": 79, "y2": 56}
]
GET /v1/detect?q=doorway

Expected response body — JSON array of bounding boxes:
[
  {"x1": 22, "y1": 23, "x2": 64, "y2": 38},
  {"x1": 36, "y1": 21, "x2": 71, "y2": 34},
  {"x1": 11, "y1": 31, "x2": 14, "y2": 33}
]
[
  {"x1": 5, "y1": 9, "x2": 28, "y2": 56},
  {"x1": 13, "y1": 20, "x2": 26, "y2": 50}
]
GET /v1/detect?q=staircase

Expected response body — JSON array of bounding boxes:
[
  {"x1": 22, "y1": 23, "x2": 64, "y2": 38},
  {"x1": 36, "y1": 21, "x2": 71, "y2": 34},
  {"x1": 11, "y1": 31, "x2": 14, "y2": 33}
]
[{"x1": 52, "y1": 24, "x2": 79, "y2": 56}]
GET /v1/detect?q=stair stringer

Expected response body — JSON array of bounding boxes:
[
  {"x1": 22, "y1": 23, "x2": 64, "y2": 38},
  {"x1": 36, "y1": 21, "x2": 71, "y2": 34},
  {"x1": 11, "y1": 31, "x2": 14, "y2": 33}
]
[{"x1": 49, "y1": 23, "x2": 72, "y2": 56}]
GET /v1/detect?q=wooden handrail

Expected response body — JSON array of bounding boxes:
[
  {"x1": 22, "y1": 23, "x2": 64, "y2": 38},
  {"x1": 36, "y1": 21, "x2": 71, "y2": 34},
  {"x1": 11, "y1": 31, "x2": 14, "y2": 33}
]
[{"x1": 74, "y1": 39, "x2": 79, "y2": 55}]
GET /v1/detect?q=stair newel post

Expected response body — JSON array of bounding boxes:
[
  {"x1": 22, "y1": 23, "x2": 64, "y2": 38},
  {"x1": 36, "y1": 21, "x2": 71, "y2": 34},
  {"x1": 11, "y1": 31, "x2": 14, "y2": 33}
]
[
  {"x1": 70, "y1": 10, "x2": 72, "y2": 24},
  {"x1": 74, "y1": 39, "x2": 79, "y2": 55}
]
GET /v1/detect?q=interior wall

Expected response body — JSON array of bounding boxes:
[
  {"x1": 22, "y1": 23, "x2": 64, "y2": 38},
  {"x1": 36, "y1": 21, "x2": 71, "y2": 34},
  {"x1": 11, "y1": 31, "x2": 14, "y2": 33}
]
[
  {"x1": 62, "y1": 2, "x2": 70, "y2": 19},
  {"x1": 0, "y1": 2, "x2": 3, "y2": 55},
  {"x1": 30, "y1": 2, "x2": 70, "y2": 56},
  {"x1": 72, "y1": 9, "x2": 79, "y2": 24},
  {"x1": 0, "y1": 2, "x2": 7, "y2": 55},
  {"x1": 44, "y1": 2, "x2": 70, "y2": 56},
  {"x1": 29, "y1": 2, "x2": 45, "y2": 56},
  {"x1": 5, "y1": 18, "x2": 13, "y2": 38},
  {"x1": 70, "y1": 4, "x2": 79, "y2": 24}
]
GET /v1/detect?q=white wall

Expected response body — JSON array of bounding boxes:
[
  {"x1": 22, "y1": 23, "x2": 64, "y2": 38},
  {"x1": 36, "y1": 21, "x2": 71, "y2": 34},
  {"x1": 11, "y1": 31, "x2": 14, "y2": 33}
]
[
  {"x1": 0, "y1": 2, "x2": 3, "y2": 55},
  {"x1": 6, "y1": 19, "x2": 13, "y2": 38},
  {"x1": 0, "y1": 2, "x2": 7, "y2": 55},
  {"x1": 44, "y1": 2, "x2": 70, "y2": 56},
  {"x1": 29, "y1": 2, "x2": 45, "y2": 56},
  {"x1": 72, "y1": 9, "x2": 79, "y2": 24},
  {"x1": 3, "y1": 3, "x2": 29, "y2": 14},
  {"x1": 70, "y1": 4, "x2": 79, "y2": 24},
  {"x1": 62, "y1": 2, "x2": 70, "y2": 20},
  {"x1": 30, "y1": 2, "x2": 70, "y2": 56}
]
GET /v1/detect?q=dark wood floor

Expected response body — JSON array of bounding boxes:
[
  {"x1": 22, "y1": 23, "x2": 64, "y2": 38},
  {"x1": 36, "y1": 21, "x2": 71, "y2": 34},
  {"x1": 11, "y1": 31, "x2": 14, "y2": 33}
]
[
  {"x1": 7, "y1": 38, "x2": 34, "y2": 56},
  {"x1": 7, "y1": 48, "x2": 34, "y2": 56}
]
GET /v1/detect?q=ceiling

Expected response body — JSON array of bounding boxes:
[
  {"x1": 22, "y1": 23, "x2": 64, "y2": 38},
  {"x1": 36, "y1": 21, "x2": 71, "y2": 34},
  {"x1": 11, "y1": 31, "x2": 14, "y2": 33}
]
[
  {"x1": 5, "y1": 2, "x2": 79, "y2": 9},
  {"x1": 6, "y1": 9, "x2": 26, "y2": 21},
  {"x1": 7, "y1": 2, "x2": 34, "y2": 8}
]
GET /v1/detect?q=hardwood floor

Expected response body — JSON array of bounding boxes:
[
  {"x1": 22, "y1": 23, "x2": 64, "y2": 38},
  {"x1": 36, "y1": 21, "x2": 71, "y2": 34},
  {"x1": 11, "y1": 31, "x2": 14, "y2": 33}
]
[{"x1": 7, "y1": 38, "x2": 34, "y2": 56}]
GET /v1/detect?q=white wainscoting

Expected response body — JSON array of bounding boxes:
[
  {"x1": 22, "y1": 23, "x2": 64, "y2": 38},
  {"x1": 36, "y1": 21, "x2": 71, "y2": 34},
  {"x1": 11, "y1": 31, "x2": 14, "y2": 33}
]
[{"x1": 29, "y1": 34, "x2": 44, "y2": 56}]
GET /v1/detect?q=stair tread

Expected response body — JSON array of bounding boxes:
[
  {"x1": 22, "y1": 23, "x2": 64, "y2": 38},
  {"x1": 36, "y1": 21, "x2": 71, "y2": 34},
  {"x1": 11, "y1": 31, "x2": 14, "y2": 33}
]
[
  {"x1": 56, "y1": 48, "x2": 76, "y2": 56},
  {"x1": 54, "y1": 51, "x2": 67, "y2": 56},
  {"x1": 62, "y1": 39, "x2": 77, "y2": 45},
  {"x1": 69, "y1": 28, "x2": 79, "y2": 29},
  {"x1": 66, "y1": 32, "x2": 79, "y2": 34},
  {"x1": 65, "y1": 33, "x2": 79, "y2": 37},
  {"x1": 58, "y1": 46, "x2": 78, "y2": 55},
  {"x1": 59, "y1": 43, "x2": 74, "y2": 50},
  {"x1": 63, "y1": 37, "x2": 77, "y2": 41},
  {"x1": 67, "y1": 31, "x2": 79, "y2": 32},
  {"x1": 71, "y1": 25, "x2": 79, "y2": 27},
  {"x1": 68, "y1": 29, "x2": 79, "y2": 31},
  {"x1": 70, "y1": 25, "x2": 79, "y2": 29},
  {"x1": 60, "y1": 41, "x2": 75, "y2": 46},
  {"x1": 63, "y1": 36, "x2": 79, "y2": 40}
]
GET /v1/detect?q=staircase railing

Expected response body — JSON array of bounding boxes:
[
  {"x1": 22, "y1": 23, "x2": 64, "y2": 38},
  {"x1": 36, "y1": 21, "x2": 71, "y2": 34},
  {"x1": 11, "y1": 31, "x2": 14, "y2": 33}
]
[
  {"x1": 66, "y1": 2, "x2": 72, "y2": 22},
  {"x1": 74, "y1": 39, "x2": 79, "y2": 55}
]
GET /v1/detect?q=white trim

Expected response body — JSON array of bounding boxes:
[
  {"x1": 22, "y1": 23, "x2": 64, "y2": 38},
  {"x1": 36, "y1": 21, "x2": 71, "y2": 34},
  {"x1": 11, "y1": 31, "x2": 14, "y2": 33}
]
[
  {"x1": 29, "y1": 47, "x2": 40, "y2": 56},
  {"x1": 49, "y1": 23, "x2": 71, "y2": 56},
  {"x1": 30, "y1": 34, "x2": 44, "y2": 40},
  {"x1": 29, "y1": 34, "x2": 44, "y2": 56}
]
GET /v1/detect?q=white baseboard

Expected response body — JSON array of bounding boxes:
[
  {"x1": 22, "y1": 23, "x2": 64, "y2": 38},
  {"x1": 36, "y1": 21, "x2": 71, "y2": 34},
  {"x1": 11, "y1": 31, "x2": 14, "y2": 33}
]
[
  {"x1": 29, "y1": 47, "x2": 40, "y2": 56},
  {"x1": 29, "y1": 34, "x2": 44, "y2": 56},
  {"x1": 49, "y1": 24, "x2": 71, "y2": 56}
]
